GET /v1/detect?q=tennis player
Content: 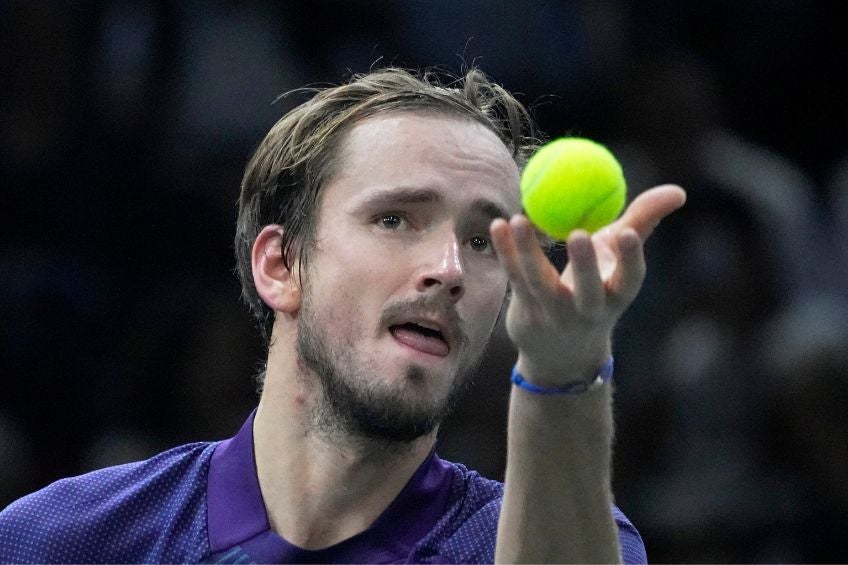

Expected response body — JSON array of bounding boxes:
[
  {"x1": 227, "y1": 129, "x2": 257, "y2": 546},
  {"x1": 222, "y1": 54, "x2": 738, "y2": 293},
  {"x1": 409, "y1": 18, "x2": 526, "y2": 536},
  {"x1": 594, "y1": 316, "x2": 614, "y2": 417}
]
[{"x1": 0, "y1": 68, "x2": 685, "y2": 563}]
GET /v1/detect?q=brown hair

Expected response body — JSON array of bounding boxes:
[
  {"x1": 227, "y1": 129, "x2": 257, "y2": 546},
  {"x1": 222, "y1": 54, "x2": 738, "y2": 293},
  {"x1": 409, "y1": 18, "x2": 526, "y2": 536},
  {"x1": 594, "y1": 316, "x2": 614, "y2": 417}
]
[{"x1": 234, "y1": 67, "x2": 541, "y2": 343}]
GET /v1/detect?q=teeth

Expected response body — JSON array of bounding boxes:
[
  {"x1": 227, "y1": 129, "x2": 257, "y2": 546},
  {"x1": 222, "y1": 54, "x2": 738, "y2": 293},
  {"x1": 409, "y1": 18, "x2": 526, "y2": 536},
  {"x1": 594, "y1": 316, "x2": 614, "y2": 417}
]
[{"x1": 414, "y1": 321, "x2": 440, "y2": 332}]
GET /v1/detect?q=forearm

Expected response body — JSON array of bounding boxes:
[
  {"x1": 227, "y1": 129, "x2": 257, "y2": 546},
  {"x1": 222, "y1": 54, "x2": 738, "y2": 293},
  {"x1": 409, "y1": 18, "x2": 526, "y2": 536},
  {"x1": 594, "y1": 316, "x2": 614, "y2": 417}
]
[
  {"x1": 495, "y1": 382, "x2": 619, "y2": 564},
  {"x1": 488, "y1": 186, "x2": 686, "y2": 563}
]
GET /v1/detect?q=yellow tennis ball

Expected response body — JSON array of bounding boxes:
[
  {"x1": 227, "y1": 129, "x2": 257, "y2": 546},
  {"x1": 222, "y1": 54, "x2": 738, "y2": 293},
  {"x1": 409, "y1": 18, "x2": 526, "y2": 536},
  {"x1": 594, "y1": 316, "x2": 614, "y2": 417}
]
[{"x1": 520, "y1": 137, "x2": 626, "y2": 240}]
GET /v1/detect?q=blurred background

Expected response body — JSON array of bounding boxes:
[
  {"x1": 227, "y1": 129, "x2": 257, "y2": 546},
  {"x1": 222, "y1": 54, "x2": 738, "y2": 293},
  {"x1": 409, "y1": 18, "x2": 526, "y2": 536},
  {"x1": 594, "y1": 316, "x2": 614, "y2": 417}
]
[{"x1": 1, "y1": 0, "x2": 846, "y2": 562}]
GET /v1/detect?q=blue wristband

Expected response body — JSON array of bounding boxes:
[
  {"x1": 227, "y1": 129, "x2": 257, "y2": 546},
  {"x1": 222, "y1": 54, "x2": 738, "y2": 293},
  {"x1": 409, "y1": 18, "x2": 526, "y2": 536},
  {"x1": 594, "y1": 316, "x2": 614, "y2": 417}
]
[{"x1": 511, "y1": 357, "x2": 614, "y2": 395}]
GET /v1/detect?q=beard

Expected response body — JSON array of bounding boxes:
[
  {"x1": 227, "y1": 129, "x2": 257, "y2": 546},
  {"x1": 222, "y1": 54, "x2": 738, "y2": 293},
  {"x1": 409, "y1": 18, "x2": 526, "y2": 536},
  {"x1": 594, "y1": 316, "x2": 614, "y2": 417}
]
[{"x1": 296, "y1": 291, "x2": 484, "y2": 444}]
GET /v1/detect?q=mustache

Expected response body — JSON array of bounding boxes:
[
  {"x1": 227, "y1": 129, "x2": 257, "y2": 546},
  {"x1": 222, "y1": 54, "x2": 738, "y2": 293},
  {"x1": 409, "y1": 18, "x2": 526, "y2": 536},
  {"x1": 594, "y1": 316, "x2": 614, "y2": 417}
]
[{"x1": 379, "y1": 295, "x2": 468, "y2": 349}]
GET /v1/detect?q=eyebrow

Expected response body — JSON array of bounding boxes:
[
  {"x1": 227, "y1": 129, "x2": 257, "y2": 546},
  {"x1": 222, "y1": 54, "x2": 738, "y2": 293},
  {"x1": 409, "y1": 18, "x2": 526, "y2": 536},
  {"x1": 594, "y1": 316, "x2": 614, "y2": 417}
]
[
  {"x1": 352, "y1": 186, "x2": 511, "y2": 220},
  {"x1": 472, "y1": 198, "x2": 510, "y2": 221}
]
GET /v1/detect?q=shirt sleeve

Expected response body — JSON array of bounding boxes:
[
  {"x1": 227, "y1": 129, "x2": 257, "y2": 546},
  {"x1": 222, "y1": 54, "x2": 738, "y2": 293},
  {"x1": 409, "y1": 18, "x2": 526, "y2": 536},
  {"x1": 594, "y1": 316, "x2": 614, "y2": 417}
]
[{"x1": 614, "y1": 506, "x2": 648, "y2": 564}]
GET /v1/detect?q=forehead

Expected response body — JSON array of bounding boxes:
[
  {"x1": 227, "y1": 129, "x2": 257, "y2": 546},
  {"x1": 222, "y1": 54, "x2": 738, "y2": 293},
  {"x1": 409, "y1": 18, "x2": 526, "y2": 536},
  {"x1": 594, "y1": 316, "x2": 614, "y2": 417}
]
[{"x1": 324, "y1": 112, "x2": 522, "y2": 215}]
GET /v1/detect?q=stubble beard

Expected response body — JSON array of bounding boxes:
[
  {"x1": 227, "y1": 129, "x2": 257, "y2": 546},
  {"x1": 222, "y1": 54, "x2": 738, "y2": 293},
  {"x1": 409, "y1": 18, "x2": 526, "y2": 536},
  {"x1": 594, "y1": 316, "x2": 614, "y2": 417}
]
[{"x1": 295, "y1": 291, "x2": 484, "y2": 446}]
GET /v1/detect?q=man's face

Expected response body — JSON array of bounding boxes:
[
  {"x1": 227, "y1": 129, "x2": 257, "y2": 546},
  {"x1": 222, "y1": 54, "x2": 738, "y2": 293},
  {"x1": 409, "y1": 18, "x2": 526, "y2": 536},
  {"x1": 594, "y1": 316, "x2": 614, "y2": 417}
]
[{"x1": 296, "y1": 112, "x2": 521, "y2": 442}]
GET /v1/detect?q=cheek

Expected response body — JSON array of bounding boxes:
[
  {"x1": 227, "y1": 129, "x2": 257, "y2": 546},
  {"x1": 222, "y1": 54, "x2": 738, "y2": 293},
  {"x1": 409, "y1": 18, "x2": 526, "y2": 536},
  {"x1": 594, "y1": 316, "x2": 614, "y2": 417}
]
[
  {"x1": 309, "y1": 244, "x2": 405, "y2": 318},
  {"x1": 331, "y1": 226, "x2": 415, "y2": 280},
  {"x1": 465, "y1": 282, "x2": 508, "y2": 338}
]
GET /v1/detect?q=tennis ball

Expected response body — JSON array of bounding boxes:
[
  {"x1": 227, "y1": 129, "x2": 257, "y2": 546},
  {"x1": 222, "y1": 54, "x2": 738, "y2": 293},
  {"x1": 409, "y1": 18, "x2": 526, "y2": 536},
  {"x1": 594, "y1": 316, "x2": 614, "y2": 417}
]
[{"x1": 520, "y1": 137, "x2": 626, "y2": 240}]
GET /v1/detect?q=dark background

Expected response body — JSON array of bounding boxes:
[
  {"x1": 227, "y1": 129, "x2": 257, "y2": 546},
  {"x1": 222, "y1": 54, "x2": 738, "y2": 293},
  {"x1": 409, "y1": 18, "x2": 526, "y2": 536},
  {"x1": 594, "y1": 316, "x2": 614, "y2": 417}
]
[{"x1": 2, "y1": 1, "x2": 847, "y2": 562}]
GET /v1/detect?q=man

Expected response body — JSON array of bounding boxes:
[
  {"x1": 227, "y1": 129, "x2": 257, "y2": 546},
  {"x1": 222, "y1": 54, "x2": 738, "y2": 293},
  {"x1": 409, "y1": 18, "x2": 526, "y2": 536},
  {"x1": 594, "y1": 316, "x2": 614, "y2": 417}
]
[{"x1": 0, "y1": 68, "x2": 685, "y2": 563}]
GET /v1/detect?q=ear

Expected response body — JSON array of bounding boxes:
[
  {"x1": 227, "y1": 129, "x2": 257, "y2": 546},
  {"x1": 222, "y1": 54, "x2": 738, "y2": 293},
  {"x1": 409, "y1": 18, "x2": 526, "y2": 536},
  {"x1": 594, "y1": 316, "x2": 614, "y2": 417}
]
[{"x1": 251, "y1": 225, "x2": 301, "y2": 315}]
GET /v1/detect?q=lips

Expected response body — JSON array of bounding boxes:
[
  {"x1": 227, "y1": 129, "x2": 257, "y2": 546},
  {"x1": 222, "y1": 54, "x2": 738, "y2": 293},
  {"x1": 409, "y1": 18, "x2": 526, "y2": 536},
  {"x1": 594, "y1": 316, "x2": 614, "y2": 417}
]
[{"x1": 389, "y1": 322, "x2": 450, "y2": 357}]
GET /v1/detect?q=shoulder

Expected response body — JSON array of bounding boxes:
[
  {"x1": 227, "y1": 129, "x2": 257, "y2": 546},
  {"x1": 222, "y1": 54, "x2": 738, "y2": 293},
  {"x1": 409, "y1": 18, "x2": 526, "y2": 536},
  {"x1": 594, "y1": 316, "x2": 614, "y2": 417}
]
[
  {"x1": 412, "y1": 459, "x2": 647, "y2": 564},
  {"x1": 0, "y1": 441, "x2": 218, "y2": 564},
  {"x1": 410, "y1": 460, "x2": 503, "y2": 563}
]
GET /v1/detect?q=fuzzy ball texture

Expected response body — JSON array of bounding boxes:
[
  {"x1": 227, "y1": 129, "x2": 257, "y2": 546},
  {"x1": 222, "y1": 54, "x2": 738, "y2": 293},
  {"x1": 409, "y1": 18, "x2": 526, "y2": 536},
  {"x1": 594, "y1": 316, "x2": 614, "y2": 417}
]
[{"x1": 520, "y1": 137, "x2": 626, "y2": 240}]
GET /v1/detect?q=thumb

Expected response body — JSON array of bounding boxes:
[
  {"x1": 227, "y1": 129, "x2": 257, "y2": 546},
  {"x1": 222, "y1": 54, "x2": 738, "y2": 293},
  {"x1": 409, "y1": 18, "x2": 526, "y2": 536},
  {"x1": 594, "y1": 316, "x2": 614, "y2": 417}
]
[{"x1": 614, "y1": 184, "x2": 686, "y2": 240}]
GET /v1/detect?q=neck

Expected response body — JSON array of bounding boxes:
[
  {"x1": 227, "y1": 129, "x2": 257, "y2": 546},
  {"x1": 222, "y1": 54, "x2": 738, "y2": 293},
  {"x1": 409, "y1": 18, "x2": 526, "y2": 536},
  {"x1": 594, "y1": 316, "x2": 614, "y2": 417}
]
[{"x1": 253, "y1": 328, "x2": 436, "y2": 550}]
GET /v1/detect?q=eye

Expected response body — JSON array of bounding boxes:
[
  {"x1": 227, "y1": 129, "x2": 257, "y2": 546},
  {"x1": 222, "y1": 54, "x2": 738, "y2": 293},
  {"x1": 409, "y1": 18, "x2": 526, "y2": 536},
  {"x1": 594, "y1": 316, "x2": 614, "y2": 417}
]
[
  {"x1": 378, "y1": 213, "x2": 404, "y2": 230},
  {"x1": 469, "y1": 235, "x2": 492, "y2": 253}
]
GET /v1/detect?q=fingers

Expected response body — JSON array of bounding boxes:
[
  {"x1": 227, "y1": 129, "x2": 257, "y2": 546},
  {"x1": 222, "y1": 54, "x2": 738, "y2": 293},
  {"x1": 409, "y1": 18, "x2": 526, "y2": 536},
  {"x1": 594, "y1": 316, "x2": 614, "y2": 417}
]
[
  {"x1": 615, "y1": 184, "x2": 686, "y2": 240},
  {"x1": 567, "y1": 230, "x2": 604, "y2": 313},
  {"x1": 490, "y1": 218, "x2": 533, "y2": 300},
  {"x1": 512, "y1": 217, "x2": 560, "y2": 296},
  {"x1": 608, "y1": 227, "x2": 646, "y2": 309},
  {"x1": 492, "y1": 216, "x2": 649, "y2": 317},
  {"x1": 491, "y1": 215, "x2": 560, "y2": 302}
]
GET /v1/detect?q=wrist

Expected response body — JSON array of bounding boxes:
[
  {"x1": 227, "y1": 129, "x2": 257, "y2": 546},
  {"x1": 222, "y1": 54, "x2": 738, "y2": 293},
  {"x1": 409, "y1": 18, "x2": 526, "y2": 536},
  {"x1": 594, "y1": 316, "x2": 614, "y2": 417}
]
[{"x1": 511, "y1": 357, "x2": 614, "y2": 395}]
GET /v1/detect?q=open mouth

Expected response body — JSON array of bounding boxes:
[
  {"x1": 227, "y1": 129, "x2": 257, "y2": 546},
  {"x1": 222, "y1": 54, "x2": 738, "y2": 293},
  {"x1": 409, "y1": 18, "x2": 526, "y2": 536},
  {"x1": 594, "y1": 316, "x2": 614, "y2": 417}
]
[{"x1": 389, "y1": 322, "x2": 450, "y2": 357}]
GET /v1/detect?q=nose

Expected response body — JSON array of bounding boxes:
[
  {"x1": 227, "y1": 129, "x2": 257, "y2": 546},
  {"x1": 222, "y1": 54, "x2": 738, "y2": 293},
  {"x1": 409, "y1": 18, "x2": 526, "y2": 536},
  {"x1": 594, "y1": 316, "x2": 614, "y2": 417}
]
[{"x1": 415, "y1": 235, "x2": 466, "y2": 302}]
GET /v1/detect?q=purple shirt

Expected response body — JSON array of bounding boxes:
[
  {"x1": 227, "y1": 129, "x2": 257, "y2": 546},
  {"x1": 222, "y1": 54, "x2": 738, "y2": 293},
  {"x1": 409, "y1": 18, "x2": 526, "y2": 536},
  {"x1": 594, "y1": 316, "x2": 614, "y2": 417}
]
[{"x1": 0, "y1": 411, "x2": 647, "y2": 563}]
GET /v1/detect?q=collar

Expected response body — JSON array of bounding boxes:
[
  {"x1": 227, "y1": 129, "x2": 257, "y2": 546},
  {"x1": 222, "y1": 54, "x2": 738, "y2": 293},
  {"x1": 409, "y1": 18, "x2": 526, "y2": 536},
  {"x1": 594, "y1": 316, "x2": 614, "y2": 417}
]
[{"x1": 206, "y1": 410, "x2": 455, "y2": 563}]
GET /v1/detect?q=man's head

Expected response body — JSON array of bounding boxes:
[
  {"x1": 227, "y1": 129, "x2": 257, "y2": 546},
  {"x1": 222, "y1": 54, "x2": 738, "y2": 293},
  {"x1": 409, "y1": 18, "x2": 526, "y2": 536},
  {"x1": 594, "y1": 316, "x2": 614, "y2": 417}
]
[
  {"x1": 236, "y1": 68, "x2": 540, "y2": 443},
  {"x1": 235, "y1": 68, "x2": 539, "y2": 343}
]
